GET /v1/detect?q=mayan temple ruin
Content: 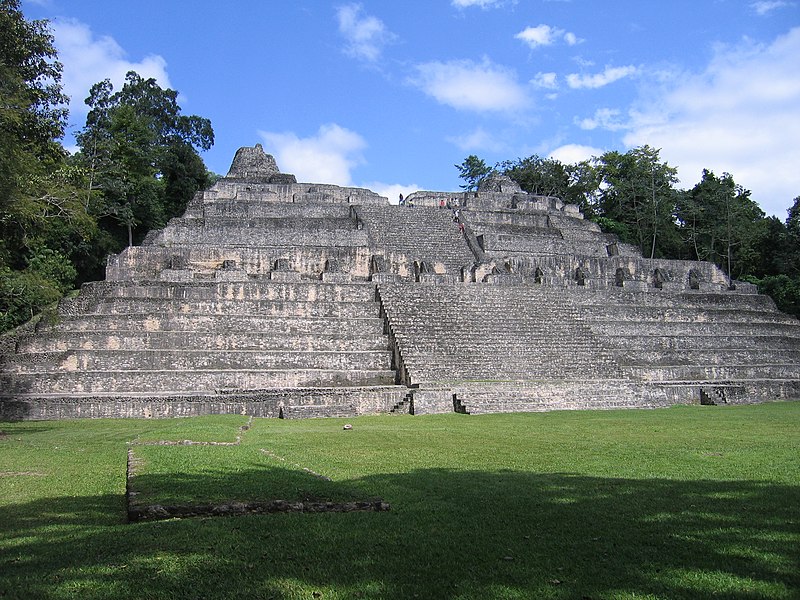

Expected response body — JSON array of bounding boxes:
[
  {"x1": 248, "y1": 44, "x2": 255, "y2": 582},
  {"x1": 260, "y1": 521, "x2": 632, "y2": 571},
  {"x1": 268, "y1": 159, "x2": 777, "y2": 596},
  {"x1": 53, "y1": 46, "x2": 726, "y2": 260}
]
[{"x1": 1, "y1": 144, "x2": 799, "y2": 420}]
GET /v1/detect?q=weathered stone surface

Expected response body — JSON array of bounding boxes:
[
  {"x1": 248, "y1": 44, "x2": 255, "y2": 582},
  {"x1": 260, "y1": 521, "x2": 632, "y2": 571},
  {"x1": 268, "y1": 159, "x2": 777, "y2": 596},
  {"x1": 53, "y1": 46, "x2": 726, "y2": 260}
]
[
  {"x1": 478, "y1": 173, "x2": 523, "y2": 194},
  {"x1": 225, "y1": 143, "x2": 295, "y2": 183},
  {"x1": 1, "y1": 144, "x2": 798, "y2": 420}
]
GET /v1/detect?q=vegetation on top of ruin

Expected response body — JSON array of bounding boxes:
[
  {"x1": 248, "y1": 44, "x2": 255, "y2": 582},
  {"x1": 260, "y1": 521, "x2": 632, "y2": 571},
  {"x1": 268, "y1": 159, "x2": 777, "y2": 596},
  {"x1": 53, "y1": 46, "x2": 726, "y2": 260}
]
[{"x1": 457, "y1": 150, "x2": 800, "y2": 316}]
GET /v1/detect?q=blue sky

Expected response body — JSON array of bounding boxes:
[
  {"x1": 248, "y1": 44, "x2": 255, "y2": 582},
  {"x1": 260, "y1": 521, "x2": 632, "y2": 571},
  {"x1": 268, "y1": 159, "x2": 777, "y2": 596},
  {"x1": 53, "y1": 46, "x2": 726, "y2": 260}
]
[{"x1": 22, "y1": 0, "x2": 800, "y2": 217}]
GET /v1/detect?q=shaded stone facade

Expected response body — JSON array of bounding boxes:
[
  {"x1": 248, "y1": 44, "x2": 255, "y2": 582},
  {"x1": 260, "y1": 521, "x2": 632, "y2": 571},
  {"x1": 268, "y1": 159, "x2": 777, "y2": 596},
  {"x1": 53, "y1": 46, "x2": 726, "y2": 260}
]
[{"x1": 1, "y1": 145, "x2": 798, "y2": 419}]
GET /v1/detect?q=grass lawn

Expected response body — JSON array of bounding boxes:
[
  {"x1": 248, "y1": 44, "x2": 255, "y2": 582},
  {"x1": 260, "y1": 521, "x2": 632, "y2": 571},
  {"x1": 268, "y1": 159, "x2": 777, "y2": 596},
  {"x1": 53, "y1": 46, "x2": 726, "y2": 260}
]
[{"x1": 0, "y1": 403, "x2": 798, "y2": 600}]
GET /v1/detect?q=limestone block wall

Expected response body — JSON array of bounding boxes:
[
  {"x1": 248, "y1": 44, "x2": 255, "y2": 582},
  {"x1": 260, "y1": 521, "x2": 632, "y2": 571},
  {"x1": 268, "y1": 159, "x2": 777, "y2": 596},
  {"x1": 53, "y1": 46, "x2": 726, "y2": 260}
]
[
  {"x1": 199, "y1": 200, "x2": 353, "y2": 219},
  {"x1": 209, "y1": 181, "x2": 387, "y2": 205},
  {"x1": 106, "y1": 245, "x2": 374, "y2": 281},
  {"x1": 150, "y1": 217, "x2": 369, "y2": 249}
]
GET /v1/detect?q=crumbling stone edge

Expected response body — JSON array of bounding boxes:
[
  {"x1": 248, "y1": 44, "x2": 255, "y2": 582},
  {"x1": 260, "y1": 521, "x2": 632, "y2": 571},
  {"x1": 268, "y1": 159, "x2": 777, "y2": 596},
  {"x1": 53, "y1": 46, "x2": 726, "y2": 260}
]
[{"x1": 127, "y1": 499, "x2": 391, "y2": 522}]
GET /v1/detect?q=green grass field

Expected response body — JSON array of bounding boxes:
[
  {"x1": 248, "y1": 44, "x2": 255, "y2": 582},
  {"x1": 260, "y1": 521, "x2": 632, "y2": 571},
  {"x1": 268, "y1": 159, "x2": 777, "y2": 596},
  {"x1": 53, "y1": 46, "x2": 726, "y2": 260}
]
[{"x1": 1, "y1": 403, "x2": 798, "y2": 600}]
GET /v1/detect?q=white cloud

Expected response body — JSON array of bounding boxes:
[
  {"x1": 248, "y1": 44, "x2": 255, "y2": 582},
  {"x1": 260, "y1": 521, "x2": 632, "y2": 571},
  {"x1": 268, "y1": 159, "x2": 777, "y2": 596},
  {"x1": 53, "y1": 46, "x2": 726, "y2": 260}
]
[
  {"x1": 336, "y1": 3, "x2": 396, "y2": 62},
  {"x1": 515, "y1": 24, "x2": 581, "y2": 49},
  {"x1": 577, "y1": 108, "x2": 625, "y2": 131},
  {"x1": 549, "y1": 144, "x2": 604, "y2": 165},
  {"x1": 531, "y1": 72, "x2": 558, "y2": 90},
  {"x1": 363, "y1": 182, "x2": 421, "y2": 204},
  {"x1": 566, "y1": 65, "x2": 637, "y2": 89},
  {"x1": 451, "y1": 0, "x2": 507, "y2": 8},
  {"x1": 750, "y1": 1, "x2": 795, "y2": 15},
  {"x1": 447, "y1": 127, "x2": 507, "y2": 152},
  {"x1": 410, "y1": 57, "x2": 529, "y2": 112},
  {"x1": 51, "y1": 19, "x2": 171, "y2": 120},
  {"x1": 623, "y1": 28, "x2": 800, "y2": 216},
  {"x1": 258, "y1": 123, "x2": 367, "y2": 186}
]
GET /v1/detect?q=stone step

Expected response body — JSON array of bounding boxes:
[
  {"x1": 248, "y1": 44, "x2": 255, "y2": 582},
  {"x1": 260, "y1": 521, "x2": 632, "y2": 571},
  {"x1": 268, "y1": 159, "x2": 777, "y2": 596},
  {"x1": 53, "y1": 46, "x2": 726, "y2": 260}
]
[
  {"x1": 378, "y1": 281, "x2": 622, "y2": 388},
  {"x1": 453, "y1": 381, "x2": 668, "y2": 413},
  {"x1": 587, "y1": 321, "x2": 800, "y2": 338},
  {"x1": 624, "y1": 363, "x2": 800, "y2": 382},
  {"x1": 356, "y1": 205, "x2": 476, "y2": 270},
  {"x1": 464, "y1": 211, "x2": 552, "y2": 228},
  {"x1": 279, "y1": 404, "x2": 358, "y2": 419},
  {"x1": 464, "y1": 398, "x2": 654, "y2": 414},
  {"x1": 391, "y1": 338, "x2": 607, "y2": 354},
  {"x1": 0, "y1": 385, "x2": 412, "y2": 420},
  {"x1": 402, "y1": 364, "x2": 621, "y2": 380},
  {"x1": 79, "y1": 298, "x2": 380, "y2": 319},
  {"x1": 82, "y1": 280, "x2": 378, "y2": 302},
  {"x1": 3, "y1": 349, "x2": 393, "y2": 373},
  {"x1": 36, "y1": 313, "x2": 385, "y2": 335},
  {"x1": 193, "y1": 216, "x2": 357, "y2": 229},
  {"x1": 601, "y1": 334, "x2": 800, "y2": 351},
  {"x1": 573, "y1": 290, "x2": 779, "y2": 311},
  {"x1": 579, "y1": 306, "x2": 799, "y2": 325},
  {"x1": 480, "y1": 235, "x2": 610, "y2": 258},
  {"x1": 474, "y1": 223, "x2": 563, "y2": 238},
  {"x1": 17, "y1": 330, "x2": 389, "y2": 353},
  {"x1": 1, "y1": 368, "x2": 397, "y2": 394},
  {"x1": 614, "y1": 348, "x2": 800, "y2": 366},
  {"x1": 158, "y1": 226, "x2": 368, "y2": 248},
  {"x1": 200, "y1": 201, "x2": 354, "y2": 219}
]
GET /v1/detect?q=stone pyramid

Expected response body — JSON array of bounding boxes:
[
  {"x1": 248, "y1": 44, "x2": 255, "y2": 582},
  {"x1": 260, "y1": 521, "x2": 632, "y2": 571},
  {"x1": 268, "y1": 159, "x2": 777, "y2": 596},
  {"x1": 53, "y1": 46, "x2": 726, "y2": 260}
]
[{"x1": 1, "y1": 145, "x2": 798, "y2": 419}]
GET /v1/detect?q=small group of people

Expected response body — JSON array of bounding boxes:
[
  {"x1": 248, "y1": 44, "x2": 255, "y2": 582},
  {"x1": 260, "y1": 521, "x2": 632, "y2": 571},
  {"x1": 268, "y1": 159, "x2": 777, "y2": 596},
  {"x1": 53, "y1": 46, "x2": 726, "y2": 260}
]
[
  {"x1": 398, "y1": 193, "x2": 415, "y2": 207},
  {"x1": 438, "y1": 197, "x2": 461, "y2": 211},
  {"x1": 452, "y1": 206, "x2": 465, "y2": 234}
]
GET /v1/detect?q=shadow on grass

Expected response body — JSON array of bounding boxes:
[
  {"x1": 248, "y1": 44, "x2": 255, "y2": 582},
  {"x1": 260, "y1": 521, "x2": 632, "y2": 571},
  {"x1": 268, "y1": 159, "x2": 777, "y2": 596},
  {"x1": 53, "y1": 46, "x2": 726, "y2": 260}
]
[
  {"x1": 129, "y1": 457, "x2": 379, "y2": 510},
  {"x1": 1, "y1": 469, "x2": 798, "y2": 600}
]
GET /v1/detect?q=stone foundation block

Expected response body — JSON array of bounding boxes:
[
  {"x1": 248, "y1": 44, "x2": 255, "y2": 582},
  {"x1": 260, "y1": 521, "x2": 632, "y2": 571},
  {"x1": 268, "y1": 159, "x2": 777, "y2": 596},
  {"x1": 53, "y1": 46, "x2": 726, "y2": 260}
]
[
  {"x1": 411, "y1": 388, "x2": 454, "y2": 415},
  {"x1": 270, "y1": 271, "x2": 301, "y2": 282},
  {"x1": 322, "y1": 272, "x2": 352, "y2": 283}
]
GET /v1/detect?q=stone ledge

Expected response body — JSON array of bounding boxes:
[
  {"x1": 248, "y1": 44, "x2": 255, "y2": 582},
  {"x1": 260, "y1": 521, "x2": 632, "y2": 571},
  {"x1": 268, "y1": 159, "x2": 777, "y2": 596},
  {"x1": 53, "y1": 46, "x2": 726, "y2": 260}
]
[{"x1": 127, "y1": 499, "x2": 390, "y2": 522}]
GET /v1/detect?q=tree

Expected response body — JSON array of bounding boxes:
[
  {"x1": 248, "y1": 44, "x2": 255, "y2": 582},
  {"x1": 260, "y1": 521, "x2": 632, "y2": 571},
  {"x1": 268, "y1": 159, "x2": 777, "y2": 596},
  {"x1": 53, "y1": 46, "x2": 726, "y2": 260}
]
[
  {"x1": 677, "y1": 170, "x2": 765, "y2": 281},
  {"x1": 75, "y1": 71, "x2": 214, "y2": 248},
  {"x1": 498, "y1": 155, "x2": 600, "y2": 218},
  {"x1": 0, "y1": 1, "x2": 91, "y2": 332},
  {"x1": 593, "y1": 146, "x2": 681, "y2": 259},
  {"x1": 455, "y1": 155, "x2": 493, "y2": 191},
  {"x1": 0, "y1": 0, "x2": 68, "y2": 207},
  {"x1": 499, "y1": 155, "x2": 566, "y2": 197},
  {"x1": 785, "y1": 196, "x2": 800, "y2": 271}
]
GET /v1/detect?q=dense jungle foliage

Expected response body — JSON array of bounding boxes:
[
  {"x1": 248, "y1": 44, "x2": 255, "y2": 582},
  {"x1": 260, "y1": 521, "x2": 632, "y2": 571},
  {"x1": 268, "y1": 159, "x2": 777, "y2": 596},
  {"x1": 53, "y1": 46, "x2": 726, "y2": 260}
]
[{"x1": 1, "y1": 0, "x2": 214, "y2": 332}]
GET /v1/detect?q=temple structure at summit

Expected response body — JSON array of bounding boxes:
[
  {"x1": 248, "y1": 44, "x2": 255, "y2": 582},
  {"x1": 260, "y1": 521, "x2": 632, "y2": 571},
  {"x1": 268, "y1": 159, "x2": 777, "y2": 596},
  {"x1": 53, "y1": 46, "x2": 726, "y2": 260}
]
[{"x1": 1, "y1": 144, "x2": 798, "y2": 419}]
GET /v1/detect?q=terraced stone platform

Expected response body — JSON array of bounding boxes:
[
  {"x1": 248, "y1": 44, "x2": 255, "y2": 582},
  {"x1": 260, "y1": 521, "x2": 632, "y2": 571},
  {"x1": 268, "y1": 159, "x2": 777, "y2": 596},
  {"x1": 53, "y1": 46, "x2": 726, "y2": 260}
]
[{"x1": 1, "y1": 145, "x2": 798, "y2": 419}]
